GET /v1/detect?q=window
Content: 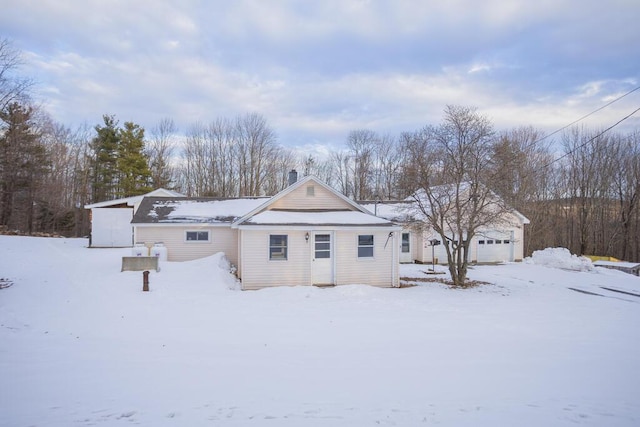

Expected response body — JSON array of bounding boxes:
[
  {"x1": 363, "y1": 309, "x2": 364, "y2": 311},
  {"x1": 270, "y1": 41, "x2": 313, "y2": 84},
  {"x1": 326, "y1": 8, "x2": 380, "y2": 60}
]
[
  {"x1": 503, "y1": 239, "x2": 510, "y2": 244},
  {"x1": 495, "y1": 240, "x2": 502, "y2": 244},
  {"x1": 478, "y1": 240, "x2": 485, "y2": 244},
  {"x1": 358, "y1": 235, "x2": 374, "y2": 258},
  {"x1": 269, "y1": 235, "x2": 288, "y2": 260},
  {"x1": 401, "y1": 233, "x2": 410, "y2": 253},
  {"x1": 306, "y1": 185, "x2": 315, "y2": 196},
  {"x1": 186, "y1": 231, "x2": 209, "y2": 242},
  {"x1": 487, "y1": 240, "x2": 494, "y2": 244},
  {"x1": 314, "y1": 234, "x2": 331, "y2": 259}
]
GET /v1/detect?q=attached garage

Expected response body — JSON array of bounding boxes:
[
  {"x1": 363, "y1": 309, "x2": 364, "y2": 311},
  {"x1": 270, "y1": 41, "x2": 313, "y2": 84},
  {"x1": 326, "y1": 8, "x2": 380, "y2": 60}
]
[{"x1": 476, "y1": 231, "x2": 515, "y2": 263}]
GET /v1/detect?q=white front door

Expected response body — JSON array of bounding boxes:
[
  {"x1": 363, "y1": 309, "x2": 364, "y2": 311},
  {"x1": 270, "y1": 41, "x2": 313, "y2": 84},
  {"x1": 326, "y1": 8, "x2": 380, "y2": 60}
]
[{"x1": 312, "y1": 232, "x2": 334, "y2": 285}]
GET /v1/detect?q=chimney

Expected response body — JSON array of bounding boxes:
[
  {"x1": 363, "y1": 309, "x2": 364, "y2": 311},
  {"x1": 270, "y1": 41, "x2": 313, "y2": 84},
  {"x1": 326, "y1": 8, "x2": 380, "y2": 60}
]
[{"x1": 288, "y1": 169, "x2": 298, "y2": 186}]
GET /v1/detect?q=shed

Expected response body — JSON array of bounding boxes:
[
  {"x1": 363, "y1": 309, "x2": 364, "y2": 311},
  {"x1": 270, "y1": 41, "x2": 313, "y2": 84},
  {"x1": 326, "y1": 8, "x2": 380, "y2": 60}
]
[{"x1": 84, "y1": 188, "x2": 183, "y2": 247}]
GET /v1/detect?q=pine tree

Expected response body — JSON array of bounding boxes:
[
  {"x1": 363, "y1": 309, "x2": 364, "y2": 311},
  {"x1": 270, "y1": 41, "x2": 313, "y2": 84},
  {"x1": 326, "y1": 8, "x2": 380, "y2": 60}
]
[
  {"x1": 90, "y1": 115, "x2": 119, "y2": 202},
  {"x1": 117, "y1": 121, "x2": 152, "y2": 197}
]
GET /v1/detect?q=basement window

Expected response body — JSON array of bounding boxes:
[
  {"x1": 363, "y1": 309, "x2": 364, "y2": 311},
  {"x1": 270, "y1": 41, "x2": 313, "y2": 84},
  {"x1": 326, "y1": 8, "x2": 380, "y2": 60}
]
[
  {"x1": 186, "y1": 231, "x2": 210, "y2": 242},
  {"x1": 269, "y1": 234, "x2": 288, "y2": 260}
]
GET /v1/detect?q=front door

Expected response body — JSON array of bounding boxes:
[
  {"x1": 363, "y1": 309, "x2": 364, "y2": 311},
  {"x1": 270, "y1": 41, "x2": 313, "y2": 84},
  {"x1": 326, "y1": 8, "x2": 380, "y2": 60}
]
[
  {"x1": 312, "y1": 232, "x2": 334, "y2": 285},
  {"x1": 400, "y1": 232, "x2": 412, "y2": 263}
]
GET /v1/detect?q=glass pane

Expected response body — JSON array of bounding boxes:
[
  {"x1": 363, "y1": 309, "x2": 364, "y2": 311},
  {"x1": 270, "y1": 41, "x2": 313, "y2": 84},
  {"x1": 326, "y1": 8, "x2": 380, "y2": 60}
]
[
  {"x1": 358, "y1": 235, "x2": 374, "y2": 246},
  {"x1": 270, "y1": 247, "x2": 287, "y2": 260},
  {"x1": 197, "y1": 231, "x2": 208, "y2": 241},
  {"x1": 315, "y1": 251, "x2": 330, "y2": 259},
  {"x1": 315, "y1": 242, "x2": 330, "y2": 251},
  {"x1": 358, "y1": 247, "x2": 374, "y2": 257},
  {"x1": 270, "y1": 235, "x2": 287, "y2": 246},
  {"x1": 315, "y1": 234, "x2": 330, "y2": 242}
]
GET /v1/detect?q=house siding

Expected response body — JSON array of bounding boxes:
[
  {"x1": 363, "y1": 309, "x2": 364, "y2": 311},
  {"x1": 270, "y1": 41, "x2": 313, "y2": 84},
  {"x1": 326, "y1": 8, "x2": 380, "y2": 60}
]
[
  {"x1": 239, "y1": 228, "x2": 398, "y2": 289},
  {"x1": 135, "y1": 225, "x2": 239, "y2": 266},
  {"x1": 269, "y1": 183, "x2": 354, "y2": 211},
  {"x1": 240, "y1": 229, "x2": 311, "y2": 289},
  {"x1": 334, "y1": 230, "x2": 397, "y2": 287}
]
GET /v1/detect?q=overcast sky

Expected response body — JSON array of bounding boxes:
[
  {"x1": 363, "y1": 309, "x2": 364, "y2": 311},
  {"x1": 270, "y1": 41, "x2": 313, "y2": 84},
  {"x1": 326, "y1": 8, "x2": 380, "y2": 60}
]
[{"x1": 3, "y1": 0, "x2": 640, "y2": 152}]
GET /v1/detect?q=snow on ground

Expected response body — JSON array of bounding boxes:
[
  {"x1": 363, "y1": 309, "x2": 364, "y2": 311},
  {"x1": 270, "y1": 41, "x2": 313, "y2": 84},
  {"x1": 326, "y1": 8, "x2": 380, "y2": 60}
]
[{"x1": 1, "y1": 236, "x2": 639, "y2": 426}]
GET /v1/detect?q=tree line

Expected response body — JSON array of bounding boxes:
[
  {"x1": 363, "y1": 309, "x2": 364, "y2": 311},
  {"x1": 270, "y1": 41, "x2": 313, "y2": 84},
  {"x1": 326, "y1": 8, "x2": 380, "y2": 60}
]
[{"x1": 1, "y1": 38, "x2": 639, "y2": 263}]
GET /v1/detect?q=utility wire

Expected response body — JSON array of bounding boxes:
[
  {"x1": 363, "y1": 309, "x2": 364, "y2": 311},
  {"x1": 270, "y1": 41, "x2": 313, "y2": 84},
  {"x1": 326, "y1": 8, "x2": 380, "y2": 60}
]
[
  {"x1": 532, "y1": 84, "x2": 640, "y2": 146},
  {"x1": 540, "y1": 105, "x2": 640, "y2": 170}
]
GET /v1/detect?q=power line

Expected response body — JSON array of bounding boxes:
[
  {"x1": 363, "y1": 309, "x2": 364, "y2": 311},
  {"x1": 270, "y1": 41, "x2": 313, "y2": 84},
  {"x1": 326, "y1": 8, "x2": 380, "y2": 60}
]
[
  {"x1": 533, "y1": 84, "x2": 640, "y2": 146},
  {"x1": 541, "y1": 105, "x2": 640, "y2": 170}
]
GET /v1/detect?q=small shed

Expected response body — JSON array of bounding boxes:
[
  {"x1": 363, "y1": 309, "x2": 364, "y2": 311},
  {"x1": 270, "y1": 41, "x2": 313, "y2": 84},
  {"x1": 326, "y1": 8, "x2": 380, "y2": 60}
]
[{"x1": 84, "y1": 188, "x2": 183, "y2": 248}]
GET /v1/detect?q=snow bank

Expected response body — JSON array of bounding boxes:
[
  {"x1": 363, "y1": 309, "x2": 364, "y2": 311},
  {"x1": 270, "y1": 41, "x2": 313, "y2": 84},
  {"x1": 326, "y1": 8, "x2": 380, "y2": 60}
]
[{"x1": 525, "y1": 247, "x2": 594, "y2": 272}]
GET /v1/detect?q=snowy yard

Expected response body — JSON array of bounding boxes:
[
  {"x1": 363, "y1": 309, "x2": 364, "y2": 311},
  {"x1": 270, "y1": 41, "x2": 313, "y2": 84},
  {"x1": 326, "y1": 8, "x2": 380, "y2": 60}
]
[{"x1": 1, "y1": 236, "x2": 639, "y2": 426}]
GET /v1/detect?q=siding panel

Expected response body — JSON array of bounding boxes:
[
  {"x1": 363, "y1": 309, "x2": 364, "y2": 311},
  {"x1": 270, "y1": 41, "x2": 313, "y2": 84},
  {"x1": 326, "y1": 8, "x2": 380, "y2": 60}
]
[
  {"x1": 334, "y1": 230, "x2": 396, "y2": 287},
  {"x1": 135, "y1": 226, "x2": 239, "y2": 266},
  {"x1": 270, "y1": 183, "x2": 354, "y2": 211},
  {"x1": 240, "y1": 230, "x2": 311, "y2": 289}
]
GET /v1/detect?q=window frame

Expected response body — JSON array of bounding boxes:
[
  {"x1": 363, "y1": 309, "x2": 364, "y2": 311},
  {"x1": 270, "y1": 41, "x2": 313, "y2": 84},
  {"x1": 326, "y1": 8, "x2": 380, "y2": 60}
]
[
  {"x1": 185, "y1": 230, "x2": 210, "y2": 243},
  {"x1": 269, "y1": 234, "x2": 288, "y2": 261},
  {"x1": 357, "y1": 234, "x2": 374, "y2": 259}
]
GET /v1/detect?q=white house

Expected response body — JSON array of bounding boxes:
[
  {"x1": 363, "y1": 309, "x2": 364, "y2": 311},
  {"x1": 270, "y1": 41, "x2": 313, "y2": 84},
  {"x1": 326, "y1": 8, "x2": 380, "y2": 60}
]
[
  {"x1": 362, "y1": 195, "x2": 530, "y2": 264},
  {"x1": 131, "y1": 175, "x2": 401, "y2": 290},
  {"x1": 84, "y1": 188, "x2": 184, "y2": 248}
]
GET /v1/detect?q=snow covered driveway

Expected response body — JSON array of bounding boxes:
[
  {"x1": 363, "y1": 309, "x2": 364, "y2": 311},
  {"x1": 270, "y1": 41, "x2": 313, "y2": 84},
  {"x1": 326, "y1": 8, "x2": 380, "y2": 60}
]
[{"x1": 1, "y1": 236, "x2": 639, "y2": 426}]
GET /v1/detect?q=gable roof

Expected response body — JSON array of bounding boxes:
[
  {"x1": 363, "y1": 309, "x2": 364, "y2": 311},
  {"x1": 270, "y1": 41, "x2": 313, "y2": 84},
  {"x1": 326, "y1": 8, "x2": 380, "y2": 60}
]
[
  {"x1": 232, "y1": 175, "x2": 395, "y2": 228},
  {"x1": 132, "y1": 196, "x2": 269, "y2": 224},
  {"x1": 84, "y1": 188, "x2": 184, "y2": 209}
]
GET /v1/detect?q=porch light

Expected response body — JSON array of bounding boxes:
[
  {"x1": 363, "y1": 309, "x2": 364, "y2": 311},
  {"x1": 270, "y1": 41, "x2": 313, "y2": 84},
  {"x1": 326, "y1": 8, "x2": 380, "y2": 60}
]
[{"x1": 305, "y1": 232, "x2": 310, "y2": 242}]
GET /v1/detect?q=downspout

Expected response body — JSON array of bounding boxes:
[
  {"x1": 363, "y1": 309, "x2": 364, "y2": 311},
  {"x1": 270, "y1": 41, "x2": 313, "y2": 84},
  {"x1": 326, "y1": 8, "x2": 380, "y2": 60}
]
[{"x1": 391, "y1": 230, "x2": 399, "y2": 287}]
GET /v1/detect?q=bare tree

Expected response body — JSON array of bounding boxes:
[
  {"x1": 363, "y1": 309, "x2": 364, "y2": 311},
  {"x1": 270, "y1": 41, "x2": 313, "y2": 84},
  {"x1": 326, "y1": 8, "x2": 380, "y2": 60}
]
[
  {"x1": 147, "y1": 118, "x2": 177, "y2": 189},
  {"x1": 0, "y1": 38, "x2": 33, "y2": 112},
  {"x1": 489, "y1": 126, "x2": 554, "y2": 255},
  {"x1": 608, "y1": 131, "x2": 639, "y2": 261},
  {"x1": 401, "y1": 105, "x2": 513, "y2": 286}
]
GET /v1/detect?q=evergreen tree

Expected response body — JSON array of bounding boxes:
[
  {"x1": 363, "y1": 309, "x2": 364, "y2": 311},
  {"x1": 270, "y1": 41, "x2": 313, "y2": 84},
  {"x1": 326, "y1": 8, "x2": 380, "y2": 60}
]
[
  {"x1": 90, "y1": 115, "x2": 119, "y2": 202},
  {"x1": 117, "y1": 121, "x2": 151, "y2": 197},
  {"x1": 0, "y1": 102, "x2": 48, "y2": 231},
  {"x1": 90, "y1": 115, "x2": 152, "y2": 201}
]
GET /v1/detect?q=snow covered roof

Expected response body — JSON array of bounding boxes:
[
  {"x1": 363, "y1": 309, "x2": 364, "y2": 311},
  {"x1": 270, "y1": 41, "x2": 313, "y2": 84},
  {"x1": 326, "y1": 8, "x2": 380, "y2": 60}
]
[
  {"x1": 359, "y1": 201, "x2": 418, "y2": 222},
  {"x1": 239, "y1": 210, "x2": 395, "y2": 227},
  {"x1": 84, "y1": 188, "x2": 185, "y2": 209},
  {"x1": 132, "y1": 197, "x2": 269, "y2": 224}
]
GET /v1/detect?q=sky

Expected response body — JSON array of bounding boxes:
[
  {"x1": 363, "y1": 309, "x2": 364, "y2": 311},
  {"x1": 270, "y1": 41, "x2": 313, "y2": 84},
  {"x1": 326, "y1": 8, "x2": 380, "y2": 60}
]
[{"x1": 2, "y1": 0, "x2": 640, "y2": 153}]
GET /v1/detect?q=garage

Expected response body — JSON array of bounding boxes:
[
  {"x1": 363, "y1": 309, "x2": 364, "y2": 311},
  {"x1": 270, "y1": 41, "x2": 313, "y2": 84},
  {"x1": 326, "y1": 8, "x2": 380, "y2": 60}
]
[{"x1": 476, "y1": 231, "x2": 514, "y2": 263}]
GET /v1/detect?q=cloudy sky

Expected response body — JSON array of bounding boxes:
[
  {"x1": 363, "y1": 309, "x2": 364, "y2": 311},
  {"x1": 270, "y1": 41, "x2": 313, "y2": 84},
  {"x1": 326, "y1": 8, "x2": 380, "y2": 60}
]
[{"x1": 3, "y1": 0, "x2": 639, "y2": 151}]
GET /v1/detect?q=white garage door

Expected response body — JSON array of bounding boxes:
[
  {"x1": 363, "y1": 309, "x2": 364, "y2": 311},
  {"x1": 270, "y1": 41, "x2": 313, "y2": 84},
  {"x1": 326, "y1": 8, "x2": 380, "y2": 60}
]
[
  {"x1": 477, "y1": 233, "x2": 513, "y2": 263},
  {"x1": 91, "y1": 208, "x2": 134, "y2": 247}
]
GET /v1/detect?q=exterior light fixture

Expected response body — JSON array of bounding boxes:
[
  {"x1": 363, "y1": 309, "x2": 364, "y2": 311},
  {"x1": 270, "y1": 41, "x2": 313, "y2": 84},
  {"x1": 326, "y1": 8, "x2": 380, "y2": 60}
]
[{"x1": 305, "y1": 232, "x2": 310, "y2": 242}]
